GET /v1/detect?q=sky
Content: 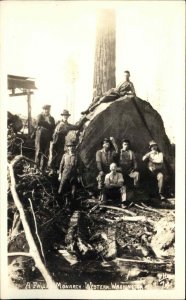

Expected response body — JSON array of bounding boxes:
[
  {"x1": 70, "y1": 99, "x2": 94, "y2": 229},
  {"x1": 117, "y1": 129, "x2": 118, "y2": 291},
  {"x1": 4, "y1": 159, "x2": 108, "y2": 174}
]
[{"x1": 1, "y1": 1, "x2": 185, "y2": 143}]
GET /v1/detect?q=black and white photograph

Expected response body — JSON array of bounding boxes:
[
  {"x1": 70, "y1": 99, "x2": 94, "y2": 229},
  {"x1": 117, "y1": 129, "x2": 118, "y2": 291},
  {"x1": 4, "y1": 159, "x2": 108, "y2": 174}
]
[{"x1": 0, "y1": 0, "x2": 185, "y2": 299}]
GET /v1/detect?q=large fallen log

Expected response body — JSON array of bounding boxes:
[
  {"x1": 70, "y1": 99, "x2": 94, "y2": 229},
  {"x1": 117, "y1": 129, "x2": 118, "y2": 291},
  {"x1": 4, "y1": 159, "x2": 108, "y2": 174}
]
[
  {"x1": 114, "y1": 257, "x2": 174, "y2": 273},
  {"x1": 78, "y1": 96, "x2": 174, "y2": 185}
]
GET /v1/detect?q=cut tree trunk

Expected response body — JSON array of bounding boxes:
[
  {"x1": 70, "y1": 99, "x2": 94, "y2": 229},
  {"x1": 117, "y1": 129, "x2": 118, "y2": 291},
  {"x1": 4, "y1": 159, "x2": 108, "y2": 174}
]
[{"x1": 93, "y1": 9, "x2": 116, "y2": 97}]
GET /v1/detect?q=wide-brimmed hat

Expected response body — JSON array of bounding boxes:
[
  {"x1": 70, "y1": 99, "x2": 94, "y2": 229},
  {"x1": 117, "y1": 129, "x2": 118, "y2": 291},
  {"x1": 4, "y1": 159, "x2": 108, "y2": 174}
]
[
  {"x1": 61, "y1": 109, "x2": 71, "y2": 116},
  {"x1": 149, "y1": 140, "x2": 158, "y2": 149},
  {"x1": 42, "y1": 104, "x2": 51, "y2": 109},
  {"x1": 66, "y1": 140, "x2": 76, "y2": 147}
]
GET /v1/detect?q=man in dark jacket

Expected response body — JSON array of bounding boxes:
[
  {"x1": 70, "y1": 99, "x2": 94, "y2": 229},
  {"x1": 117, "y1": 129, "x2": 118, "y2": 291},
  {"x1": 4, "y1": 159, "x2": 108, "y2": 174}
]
[
  {"x1": 35, "y1": 105, "x2": 55, "y2": 171},
  {"x1": 48, "y1": 109, "x2": 85, "y2": 174},
  {"x1": 58, "y1": 141, "x2": 81, "y2": 198}
]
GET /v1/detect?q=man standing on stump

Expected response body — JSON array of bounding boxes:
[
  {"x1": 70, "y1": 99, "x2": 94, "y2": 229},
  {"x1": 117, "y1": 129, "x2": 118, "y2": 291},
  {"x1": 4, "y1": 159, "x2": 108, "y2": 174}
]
[
  {"x1": 35, "y1": 105, "x2": 55, "y2": 172},
  {"x1": 142, "y1": 140, "x2": 165, "y2": 200},
  {"x1": 48, "y1": 109, "x2": 85, "y2": 175}
]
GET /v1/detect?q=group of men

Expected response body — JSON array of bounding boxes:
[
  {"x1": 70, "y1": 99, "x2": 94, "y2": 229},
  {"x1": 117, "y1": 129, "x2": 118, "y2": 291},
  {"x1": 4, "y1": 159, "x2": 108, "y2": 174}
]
[
  {"x1": 96, "y1": 137, "x2": 165, "y2": 208},
  {"x1": 34, "y1": 105, "x2": 84, "y2": 198},
  {"x1": 34, "y1": 70, "x2": 166, "y2": 205},
  {"x1": 35, "y1": 107, "x2": 84, "y2": 173}
]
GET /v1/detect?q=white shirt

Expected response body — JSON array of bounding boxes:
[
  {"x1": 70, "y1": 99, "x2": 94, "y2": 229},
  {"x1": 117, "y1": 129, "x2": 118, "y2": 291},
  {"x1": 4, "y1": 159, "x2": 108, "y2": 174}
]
[
  {"x1": 105, "y1": 172, "x2": 124, "y2": 186},
  {"x1": 143, "y1": 151, "x2": 164, "y2": 172},
  {"x1": 144, "y1": 151, "x2": 163, "y2": 163}
]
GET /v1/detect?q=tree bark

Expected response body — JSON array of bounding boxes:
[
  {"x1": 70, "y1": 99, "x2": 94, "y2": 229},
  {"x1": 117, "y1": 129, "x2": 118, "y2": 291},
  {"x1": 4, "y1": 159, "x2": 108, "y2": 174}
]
[{"x1": 93, "y1": 9, "x2": 116, "y2": 98}]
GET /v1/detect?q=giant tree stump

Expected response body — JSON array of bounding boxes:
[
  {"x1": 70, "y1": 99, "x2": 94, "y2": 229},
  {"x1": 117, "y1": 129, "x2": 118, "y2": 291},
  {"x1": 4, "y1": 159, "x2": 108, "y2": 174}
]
[{"x1": 78, "y1": 96, "x2": 174, "y2": 186}]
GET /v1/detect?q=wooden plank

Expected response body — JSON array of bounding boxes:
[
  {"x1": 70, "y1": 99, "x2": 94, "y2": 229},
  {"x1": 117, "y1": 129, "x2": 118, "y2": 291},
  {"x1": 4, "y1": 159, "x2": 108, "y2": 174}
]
[
  {"x1": 134, "y1": 203, "x2": 164, "y2": 217},
  {"x1": 9, "y1": 91, "x2": 34, "y2": 97},
  {"x1": 100, "y1": 205, "x2": 137, "y2": 216},
  {"x1": 114, "y1": 257, "x2": 174, "y2": 267},
  {"x1": 8, "y1": 77, "x2": 36, "y2": 90},
  {"x1": 8, "y1": 252, "x2": 31, "y2": 257}
]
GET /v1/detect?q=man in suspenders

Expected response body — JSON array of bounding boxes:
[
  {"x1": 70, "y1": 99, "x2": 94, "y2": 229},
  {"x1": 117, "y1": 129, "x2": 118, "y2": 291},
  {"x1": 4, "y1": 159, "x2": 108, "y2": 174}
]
[{"x1": 119, "y1": 139, "x2": 140, "y2": 188}]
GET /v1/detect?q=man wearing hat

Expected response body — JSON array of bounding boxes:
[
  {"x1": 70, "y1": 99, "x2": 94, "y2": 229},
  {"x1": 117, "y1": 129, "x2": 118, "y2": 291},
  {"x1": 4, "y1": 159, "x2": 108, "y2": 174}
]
[
  {"x1": 58, "y1": 140, "x2": 81, "y2": 198},
  {"x1": 35, "y1": 105, "x2": 55, "y2": 171},
  {"x1": 48, "y1": 109, "x2": 85, "y2": 174},
  {"x1": 142, "y1": 140, "x2": 165, "y2": 200},
  {"x1": 119, "y1": 139, "x2": 139, "y2": 188},
  {"x1": 96, "y1": 137, "x2": 119, "y2": 190}
]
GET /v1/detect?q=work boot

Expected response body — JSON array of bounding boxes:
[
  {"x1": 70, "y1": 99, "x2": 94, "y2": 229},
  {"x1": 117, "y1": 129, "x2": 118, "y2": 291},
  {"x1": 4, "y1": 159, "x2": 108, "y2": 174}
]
[
  {"x1": 81, "y1": 109, "x2": 90, "y2": 115},
  {"x1": 121, "y1": 202, "x2": 127, "y2": 209},
  {"x1": 159, "y1": 193, "x2": 165, "y2": 200},
  {"x1": 48, "y1": 169, "x2": 55, "y2": 176}
]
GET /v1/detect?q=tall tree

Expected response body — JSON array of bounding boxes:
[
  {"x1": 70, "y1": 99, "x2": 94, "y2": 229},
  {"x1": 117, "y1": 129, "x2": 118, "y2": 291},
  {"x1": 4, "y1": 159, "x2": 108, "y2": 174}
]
[{"x1": 93, "y1": 9, "x2": 116, "y2": 98}]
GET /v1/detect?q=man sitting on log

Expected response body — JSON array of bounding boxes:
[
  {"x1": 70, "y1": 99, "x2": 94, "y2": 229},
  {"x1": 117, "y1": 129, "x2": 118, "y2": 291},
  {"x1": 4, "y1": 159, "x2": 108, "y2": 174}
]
[
  {"x1": 119, "y1": 139, "x2": 140, "y2": 189},
  {"x1": 58, "y1": 141, "x2": 81, "y2": 199},
  {"x1": 103, "y1": 163, "x2": 126, "y2": 208},
  {"x1": 96, "y1": 137, "x2": 119, "y2": 190},
  {"x1": 48, "y1": 109, "x2": 85, "y2": 175},
  {"x1": 81, "y1": 70, "x2": 136, "y2": 115},
  {"x1": 142, "y1": 140, "x2": 165, "y2": 200}
]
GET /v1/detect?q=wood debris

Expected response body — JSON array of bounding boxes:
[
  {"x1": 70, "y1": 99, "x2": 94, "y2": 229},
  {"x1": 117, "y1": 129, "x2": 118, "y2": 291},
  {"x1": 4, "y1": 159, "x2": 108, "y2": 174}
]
[{"x1": 7, "y1": 155, "x2": 175, "y2": 289}]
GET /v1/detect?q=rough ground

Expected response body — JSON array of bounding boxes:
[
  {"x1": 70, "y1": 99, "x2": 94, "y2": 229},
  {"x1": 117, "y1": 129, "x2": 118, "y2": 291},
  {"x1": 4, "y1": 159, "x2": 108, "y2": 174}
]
[{"x1": 8, "y1": 157, "x2": 175, "y2": 290}]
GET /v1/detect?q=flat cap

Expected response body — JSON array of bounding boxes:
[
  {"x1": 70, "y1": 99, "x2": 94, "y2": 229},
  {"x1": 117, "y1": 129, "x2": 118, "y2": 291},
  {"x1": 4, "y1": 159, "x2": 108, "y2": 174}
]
[{"x1": 42, "y1": 104, "x2": 51, "y2": 109}]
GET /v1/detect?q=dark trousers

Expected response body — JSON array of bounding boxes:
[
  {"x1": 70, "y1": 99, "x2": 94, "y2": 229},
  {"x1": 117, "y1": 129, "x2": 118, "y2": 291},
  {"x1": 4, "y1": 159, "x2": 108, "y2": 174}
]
[
  {"x1": 48, "y1": 141, "x2": 65, "y2": 170},
  {"x1": 103, "y1": 187, "x2": 122, "y2": 206},
  {"x1": 35, "y1": 131, "x2": 51, "y2": 171},
  {"x1": 35, "y1": 143, "x2": 50, "y2": 171}
]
